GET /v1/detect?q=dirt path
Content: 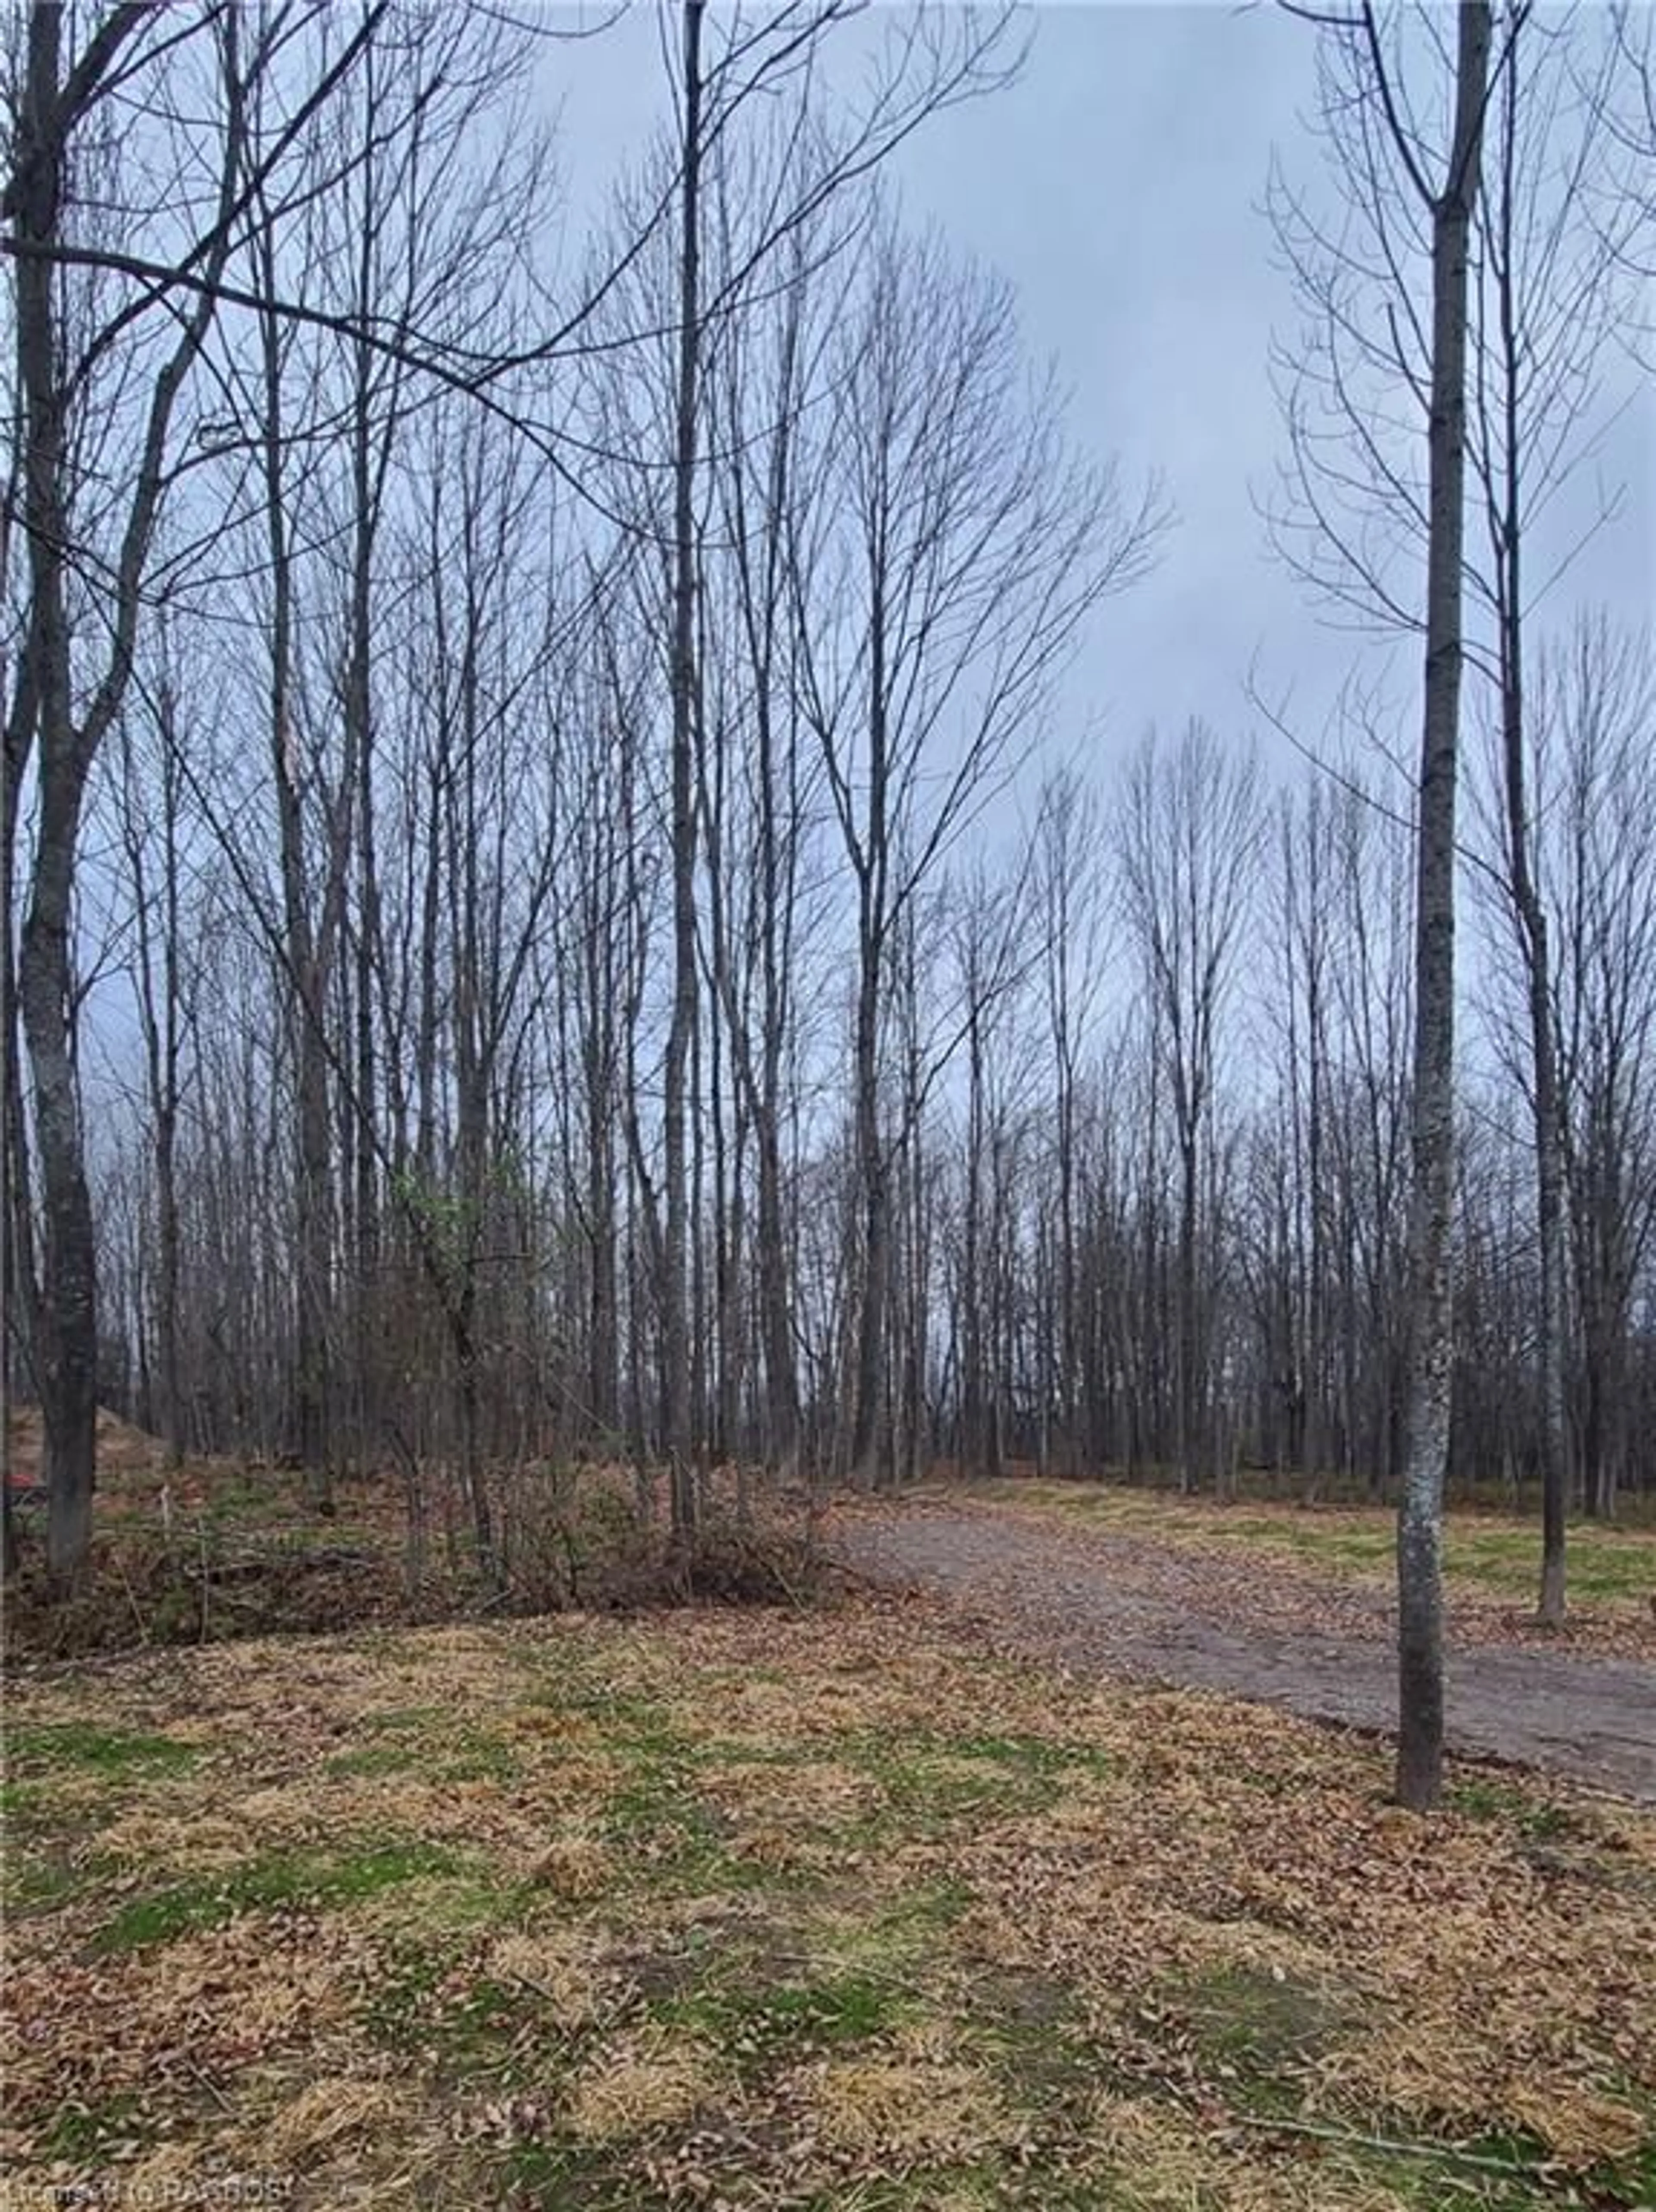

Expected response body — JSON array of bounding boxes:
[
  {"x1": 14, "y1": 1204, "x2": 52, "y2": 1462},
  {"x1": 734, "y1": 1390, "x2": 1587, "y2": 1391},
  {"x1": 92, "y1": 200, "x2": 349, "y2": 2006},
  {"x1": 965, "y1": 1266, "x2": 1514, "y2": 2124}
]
[{"x1": 832, "y1": 1500, "x2": 1656, "y2": 1803}]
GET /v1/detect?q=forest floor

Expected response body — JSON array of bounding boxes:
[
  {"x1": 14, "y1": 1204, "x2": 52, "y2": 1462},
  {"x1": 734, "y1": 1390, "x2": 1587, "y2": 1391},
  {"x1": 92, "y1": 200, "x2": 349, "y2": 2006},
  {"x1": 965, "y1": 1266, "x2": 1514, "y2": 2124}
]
[
  {"x1": 1, "y1": 1410, "x2": 812, "y2": 1658},
  {"x1": 4, "y1": 1599, "x2": 1655, "y2": 2212},
  {"x1": 829, "y1": 1484, "x2": 1656, "y2": 1802}
]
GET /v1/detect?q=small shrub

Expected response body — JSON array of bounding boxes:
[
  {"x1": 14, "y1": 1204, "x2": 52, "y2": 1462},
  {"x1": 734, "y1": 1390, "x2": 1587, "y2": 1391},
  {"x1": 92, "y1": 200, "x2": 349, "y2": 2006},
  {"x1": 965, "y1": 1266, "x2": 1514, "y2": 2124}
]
[{"x1": 680, "y1": 1510, "x2": 829, "y2": 1607}]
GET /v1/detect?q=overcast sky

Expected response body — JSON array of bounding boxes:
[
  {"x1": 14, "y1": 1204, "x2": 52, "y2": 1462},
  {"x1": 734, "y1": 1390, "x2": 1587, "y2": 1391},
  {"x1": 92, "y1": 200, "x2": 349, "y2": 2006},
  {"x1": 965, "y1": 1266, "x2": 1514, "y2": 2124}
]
[{"x1": 545, "y1": 2, "x2": 1654, "y2": 808}]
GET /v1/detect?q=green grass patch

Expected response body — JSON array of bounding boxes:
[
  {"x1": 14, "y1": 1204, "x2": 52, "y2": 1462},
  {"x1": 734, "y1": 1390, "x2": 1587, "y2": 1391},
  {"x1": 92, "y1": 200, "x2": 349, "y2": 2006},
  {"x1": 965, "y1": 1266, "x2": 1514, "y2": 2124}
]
[
  {"x1": 782, "y1": 2161, "x2": 1134, "y2": 2212},
  {"x1": 834, "y1": 1725, "x2": 1100, "y2": 1835},
  {"x1": 325, "y1": 1740, "x2": 424, "y2": 1779},
  {"x1": 1333, "y1": 2121, "x2": 1651, "y2": 2212},
  {"x1": 493, "y1": 2140, "x2": 634, "y2": 2210},
  {"x1": 1, "y1": 1777, "x2": 58, "y2": 1829},
  {"x1": 5, "y1": 1843, "x2": 91, "y2": 1914},
  {"x1": 439, "y1": 1738, "x2": 522, "y2": 1785},
  {"x1": 363, "y1": 1948, "x2": 551, "y2": 2074},
  {"x1": 41, "y1": 2092, "x2": 147, "y2": 2164},
  {"x1": 5, "y1": 1719, "x2": 201, "y2": 1779},
  {"x1": 986, "y1": 1479, "x2": 1656, "y2": 1609},
  {"x1": 1446, "y1": 1777, "x2": 1578, "y2": 1842},
  {"x1": 381, "y1": 1868, "x2": 527, "y2": 1939},
  {"x1": 601, "y1": 1762, "x2": 765, "y2": 1894},
  {"x1": 94, "y1": 1839, "x2": 463, "y2": 1952},
  {"x1": 654, "y1": 1964, "x2": 915, "y2": 2059},
  {"x1": 360, "y1": 1704, "x2": 446, "y2": 1733},
  {"x1": 323, "y1": 1734, "x2": 521, "y2": 1785},
  {"x1": 788, "y1": 2174, "x2": 1000, "y2": 2212},
  {"x1": 1443, "y1": 1522, "x2": 1653, "y2": 1607},
  {"x1": 1172, "y1": 1962, "x2": 1361, "y2": 2111},
  {"x1": 942, "y1": 1729, "x2": 1114, "y2": 1778},
  {"x1": 870, "y1": 1877, "x2": 974, "y2": 1940},
  {"x1": 358, "y1": 1939, "x2": 458, "y2": 2048}
]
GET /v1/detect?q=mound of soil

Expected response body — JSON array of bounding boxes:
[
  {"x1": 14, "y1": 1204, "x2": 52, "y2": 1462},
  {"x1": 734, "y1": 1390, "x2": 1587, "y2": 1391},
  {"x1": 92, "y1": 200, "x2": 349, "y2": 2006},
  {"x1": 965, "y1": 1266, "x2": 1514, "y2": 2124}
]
[{"x1": 5, "y1": 1405, "x2": 167, "y2": 1489}]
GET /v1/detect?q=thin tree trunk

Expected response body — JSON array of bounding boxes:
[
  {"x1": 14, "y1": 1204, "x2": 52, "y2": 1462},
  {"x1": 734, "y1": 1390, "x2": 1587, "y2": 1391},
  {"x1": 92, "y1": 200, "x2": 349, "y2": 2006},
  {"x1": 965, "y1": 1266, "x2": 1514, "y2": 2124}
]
[
  {"x1": 256, "y1": 257, "x2": 335, "y2": 1508},
  {"x1": 663, "y1": 0, "x2": 705, "y2": 1538},
  {"x1": 1395, "y1": 0, "x2": 1492, "y2": 1813},
  {"x1": 2, "y1": 500, "x2": 41, "y2": 1581},
  {"x1": 850, "y1": 937, "x2": 888, "y2": 1487},
  {"x1": 1173, "y1": 1107, "x2": 1202, "y2": 1496},
  {"x1": 1487, "y1": 35, "x2": 1568, "y2": 1627}
]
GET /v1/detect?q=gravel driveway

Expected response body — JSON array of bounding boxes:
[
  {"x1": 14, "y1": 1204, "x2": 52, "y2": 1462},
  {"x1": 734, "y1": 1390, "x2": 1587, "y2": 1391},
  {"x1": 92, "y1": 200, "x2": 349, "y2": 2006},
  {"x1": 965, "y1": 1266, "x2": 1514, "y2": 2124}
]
[{"x1": 833, "y1": 1503, "x2": 1656, "y2": 1803}]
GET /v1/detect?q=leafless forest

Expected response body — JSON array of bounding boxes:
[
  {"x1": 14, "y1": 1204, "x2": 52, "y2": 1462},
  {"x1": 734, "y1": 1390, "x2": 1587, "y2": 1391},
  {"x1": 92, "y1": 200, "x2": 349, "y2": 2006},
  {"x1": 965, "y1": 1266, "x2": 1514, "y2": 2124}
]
[{"x1": 3, "y1": 1, "x2": 1653, "y2": 1613}]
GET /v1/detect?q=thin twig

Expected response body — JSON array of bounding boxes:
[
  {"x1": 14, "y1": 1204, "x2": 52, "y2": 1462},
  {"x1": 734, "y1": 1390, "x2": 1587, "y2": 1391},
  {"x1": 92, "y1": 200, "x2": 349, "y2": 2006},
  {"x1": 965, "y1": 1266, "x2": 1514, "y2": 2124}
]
[
  {"x1": 112, "y1": 1547, "x2": 152, "y2": 1648},
  {"x1": 182, "y1": 2057, "x2": 236, "y2": 2115},
  {"x1": 1229, "y1": 2112, "x2": 1537, "y2": 2177}
]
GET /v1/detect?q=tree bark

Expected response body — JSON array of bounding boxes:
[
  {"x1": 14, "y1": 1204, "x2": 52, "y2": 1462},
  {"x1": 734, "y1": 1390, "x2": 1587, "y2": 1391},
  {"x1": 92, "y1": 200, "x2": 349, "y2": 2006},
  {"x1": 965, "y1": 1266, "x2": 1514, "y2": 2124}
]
[
  {"x1": 1395, "y1": 0, "x2": 1493, "y2": 1812},
  {"x1": 663, "y1": 0, "x2": 706, "y2": 1537},
  {"x1": 13, "y1": 4, "x2": 97, "y2": 1582},
  {"x1": 1485, "y1": 26, "x2": 1568, "y2": 1626},
  {"x1": 10, "y1": 5, "x2": 240, "y2": 1578}
]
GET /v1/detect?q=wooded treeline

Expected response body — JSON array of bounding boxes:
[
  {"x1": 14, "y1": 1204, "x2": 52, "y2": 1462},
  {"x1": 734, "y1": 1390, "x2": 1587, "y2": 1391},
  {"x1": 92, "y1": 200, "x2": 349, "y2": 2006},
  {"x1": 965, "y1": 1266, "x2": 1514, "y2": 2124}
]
[
  {"x1": 3, "y1": 3, "x2": 1653, "y2": 1591},
  {"x1": 74, "y1": 639, "x2": 1656, "y2": 1515}
]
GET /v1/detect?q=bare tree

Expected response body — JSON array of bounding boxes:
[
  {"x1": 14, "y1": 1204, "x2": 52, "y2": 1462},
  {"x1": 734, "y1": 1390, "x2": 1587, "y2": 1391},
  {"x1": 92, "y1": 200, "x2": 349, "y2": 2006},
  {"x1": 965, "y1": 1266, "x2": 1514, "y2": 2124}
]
[
  {"x1": 794, "y1": 212, "x2": 1159, "y2": 1486},
  {"x1": 6, "y1": 5, "x2": 251, "y2": 1578},
  {"x1": 1396, "y1": 0, "x2": 1492, "y2": 1810},
  {"x1": 1032, "y1": 767, "x2": 1109, "y2": 1475},
  {"x1": 108, "y1": 633, "x2": 199, "y2": 1468},
  {"x1": 1465, "y1": 8, "x2": 1644, "y2": 1621},
  {"x1": 703, "y1": 173, "x2": 834, "y2": 1480},
  {"x1": 948, "y1": 857, "x2": 1034, "y2": 1481},
  {"x1": 1542, "y1": 616, "x2": 1656, "y2": 1521},
  {"x1": 1269, "y1": 2, "x2": 1645, "y2": 1640},
  {"x1": 659, "y1": 0, "x2": 708, "y2": 1536},
  {"x1": 1115, "y1": 721, "x2": 1261, "y2": 1495},
  {"x1": 1270, "y1": 0, "x2": 1496, "y2": 1807}
]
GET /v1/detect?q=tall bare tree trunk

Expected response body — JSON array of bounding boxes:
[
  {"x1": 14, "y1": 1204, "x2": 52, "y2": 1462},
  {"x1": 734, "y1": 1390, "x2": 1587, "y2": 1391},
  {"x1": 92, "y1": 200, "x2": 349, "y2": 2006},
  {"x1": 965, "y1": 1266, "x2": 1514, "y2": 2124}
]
[
  {"x1": 1502, "y1": 593, "x2": 1569, "y2": 1632},
  {"x1": 3, "y1": 353, "x2": 41, "y2": 1575},
  {"x1": 119, "y1": 684, "x2": 187, "y2": 1470},
  {"x1": 1485, "y1": 27, "x2": 1568, "y2": 1626},
  {"x1": 1396, "y1": 0, "x2": 1493, "y2": 1813},
  {"x1": 850, "y1": 885, "x2": 888, "y2": 1487},
  {"x1": 0, "y1": 822, "x2": 29, "y2": 1577},
  {"x1": 13, "y1": 6, "x2": 97, "y2": 1581},
  {"x1": 9, "y1": 4, "x2": 237, "y2": 1578},
  {"x1": 663, "y1": 0, "x2": 706, "y2": 1537},
  {"x1": 347, "y1": 314, "x2": 383, "y2": 1472},
  {"x1": 254, "y1": 246, "x2": 336, "y2": 1506}
]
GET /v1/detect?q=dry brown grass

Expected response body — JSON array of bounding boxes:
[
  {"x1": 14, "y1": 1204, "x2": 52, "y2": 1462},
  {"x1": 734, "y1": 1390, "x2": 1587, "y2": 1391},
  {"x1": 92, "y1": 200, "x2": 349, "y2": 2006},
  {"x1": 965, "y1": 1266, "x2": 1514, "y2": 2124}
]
[
  {"x1": 260, "y1": 2077, "x2": 417, "y2": 2166},
  {"x1": 562, "y1": 2027, "x2": 726, "y2": 2142},
  {"x1": 525, "y1": 1828, "x2": 615, "y2": 1900},
  {"x1": 482, "y1": 1926, "x2": 613, "y2": 2027},
  {"x1": 801, "y1": 2050, "x2": 1019, "y2": 2164},
  {"x1": 3, "y1": 1597, "x2": 1652, "y2": 2210}
]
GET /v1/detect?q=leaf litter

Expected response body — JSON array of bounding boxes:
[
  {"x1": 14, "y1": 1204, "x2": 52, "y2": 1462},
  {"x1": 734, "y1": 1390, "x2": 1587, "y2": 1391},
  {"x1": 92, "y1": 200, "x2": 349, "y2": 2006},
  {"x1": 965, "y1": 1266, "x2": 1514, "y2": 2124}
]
[{"x1": 2, "y1": 1597, "x2": 1652, "y2": 2209}]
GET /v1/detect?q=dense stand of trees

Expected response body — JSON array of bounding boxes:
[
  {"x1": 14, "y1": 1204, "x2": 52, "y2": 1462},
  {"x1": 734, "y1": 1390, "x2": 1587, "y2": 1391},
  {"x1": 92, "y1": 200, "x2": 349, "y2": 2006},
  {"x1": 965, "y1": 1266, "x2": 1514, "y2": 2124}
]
[
  {"x1": 59, "y1": 650, "x2": 1656, "y2": 1507},
  {"x1": 4, "y1": 4, "x2": 1653, "y2": 1633}
]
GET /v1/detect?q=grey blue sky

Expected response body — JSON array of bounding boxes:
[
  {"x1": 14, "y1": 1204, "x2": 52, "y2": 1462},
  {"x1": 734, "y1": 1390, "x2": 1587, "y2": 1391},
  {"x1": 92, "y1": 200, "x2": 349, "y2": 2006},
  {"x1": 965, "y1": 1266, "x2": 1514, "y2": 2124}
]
[{"x1": 546, "y1": 2, "x2": 1654, "y2": 802}]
